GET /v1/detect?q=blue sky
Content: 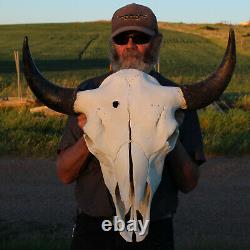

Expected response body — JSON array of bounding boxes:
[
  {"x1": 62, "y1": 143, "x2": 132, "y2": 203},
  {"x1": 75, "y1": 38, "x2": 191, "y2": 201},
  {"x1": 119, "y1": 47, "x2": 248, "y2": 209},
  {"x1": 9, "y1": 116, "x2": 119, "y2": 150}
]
[{"x1": 0, "y1": 0, "x2": 249, "y2": 25}]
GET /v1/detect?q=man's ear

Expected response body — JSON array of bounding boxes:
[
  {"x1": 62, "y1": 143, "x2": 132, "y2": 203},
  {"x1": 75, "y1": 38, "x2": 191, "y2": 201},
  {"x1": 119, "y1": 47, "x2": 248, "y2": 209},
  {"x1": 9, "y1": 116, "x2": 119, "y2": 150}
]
[{"x1": 146, "y1": 32, "x2": 163, "y2": 66}]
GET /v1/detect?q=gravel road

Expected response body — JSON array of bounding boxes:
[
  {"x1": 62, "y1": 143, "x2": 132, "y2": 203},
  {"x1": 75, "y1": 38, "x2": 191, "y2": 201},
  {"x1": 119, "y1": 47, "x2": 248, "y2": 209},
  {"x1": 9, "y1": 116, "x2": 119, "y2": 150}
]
[{"x1": 0, "y1": 156, "x2": 249, "y2": 248}]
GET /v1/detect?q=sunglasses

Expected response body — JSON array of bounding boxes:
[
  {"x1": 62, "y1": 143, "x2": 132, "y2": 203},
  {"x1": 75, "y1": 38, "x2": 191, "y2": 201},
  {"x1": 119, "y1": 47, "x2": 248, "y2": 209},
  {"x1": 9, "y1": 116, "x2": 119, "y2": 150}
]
[{"x1": 113, "y1": 32, "x2": 153, "y2": 45}]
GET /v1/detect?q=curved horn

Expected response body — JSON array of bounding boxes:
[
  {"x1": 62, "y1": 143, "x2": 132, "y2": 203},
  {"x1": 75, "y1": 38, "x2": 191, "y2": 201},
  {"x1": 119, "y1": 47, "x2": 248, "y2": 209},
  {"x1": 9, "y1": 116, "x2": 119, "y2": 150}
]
[
  {"x1": 22, "y1": 36, "x2": 76, "y2": 115},
  {"x1": 180, "y1": 28, "x2": 236, "y2": 110}
]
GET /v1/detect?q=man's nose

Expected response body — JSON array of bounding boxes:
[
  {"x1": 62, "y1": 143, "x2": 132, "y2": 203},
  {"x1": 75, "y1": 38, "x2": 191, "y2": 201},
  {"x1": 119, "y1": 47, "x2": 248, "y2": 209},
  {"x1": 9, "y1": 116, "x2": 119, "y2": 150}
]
[{"x1": 127, "y1": 37, "x2": 137, "y2": 48}]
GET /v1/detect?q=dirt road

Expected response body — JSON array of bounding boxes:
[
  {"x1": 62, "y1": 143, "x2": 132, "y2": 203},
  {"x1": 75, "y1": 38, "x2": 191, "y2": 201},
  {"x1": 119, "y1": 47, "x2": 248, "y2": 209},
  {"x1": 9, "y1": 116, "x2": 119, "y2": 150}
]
[{"x1": 0, "y1": 156, "x2": 249, "y2": 248}]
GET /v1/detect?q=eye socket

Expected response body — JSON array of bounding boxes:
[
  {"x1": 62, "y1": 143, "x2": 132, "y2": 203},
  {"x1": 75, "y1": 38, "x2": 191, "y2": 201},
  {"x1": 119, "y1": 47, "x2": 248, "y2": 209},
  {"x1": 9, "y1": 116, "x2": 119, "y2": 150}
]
[{"x1": 113, "y1": 101, "x2": 119, "y2": 108}]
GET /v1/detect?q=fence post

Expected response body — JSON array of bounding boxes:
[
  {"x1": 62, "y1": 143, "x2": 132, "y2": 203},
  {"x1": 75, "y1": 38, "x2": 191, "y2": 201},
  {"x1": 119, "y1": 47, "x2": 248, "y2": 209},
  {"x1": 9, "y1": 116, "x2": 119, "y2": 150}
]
[{"x1": 14, "y1": 50, "x2": 22, "y2": 100}]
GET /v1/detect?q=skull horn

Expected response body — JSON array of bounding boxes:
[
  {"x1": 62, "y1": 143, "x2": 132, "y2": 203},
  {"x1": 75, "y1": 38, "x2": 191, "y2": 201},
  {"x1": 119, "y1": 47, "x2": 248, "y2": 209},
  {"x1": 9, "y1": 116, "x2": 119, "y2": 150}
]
[
  {"x1": 180, "y1": 28, "x2": 236, "y2": 110},
  {"x1": 22, "y1": 36, "x2": 76, "y2": 115}
]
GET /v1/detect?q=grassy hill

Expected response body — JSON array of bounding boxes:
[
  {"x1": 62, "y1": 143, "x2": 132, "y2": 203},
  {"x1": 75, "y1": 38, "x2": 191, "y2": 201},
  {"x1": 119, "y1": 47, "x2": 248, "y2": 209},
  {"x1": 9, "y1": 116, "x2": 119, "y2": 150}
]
[
  {"x1": 0, "y1": 22, "x2": 249, "y2": 156},
  {"x1": 0, "y1": 22, "x2": 249, "y2": 94}
]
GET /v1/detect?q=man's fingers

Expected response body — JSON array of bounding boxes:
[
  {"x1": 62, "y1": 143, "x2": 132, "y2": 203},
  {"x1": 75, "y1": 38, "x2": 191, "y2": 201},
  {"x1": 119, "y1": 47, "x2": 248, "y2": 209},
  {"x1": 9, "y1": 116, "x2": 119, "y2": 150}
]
[{"x1": 77, "y1": 113, "x2": 87, "y2": 128}]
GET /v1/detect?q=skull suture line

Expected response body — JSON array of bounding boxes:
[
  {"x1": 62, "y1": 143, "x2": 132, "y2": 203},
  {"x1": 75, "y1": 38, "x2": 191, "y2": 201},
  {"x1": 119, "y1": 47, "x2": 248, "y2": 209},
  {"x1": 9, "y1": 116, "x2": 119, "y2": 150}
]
[
  {"x1": 22, "y1": 29, "x2": 236, "y2": 242},
  {"x1": 74, "y1": 69, "x2": 186, "y2": 241}
]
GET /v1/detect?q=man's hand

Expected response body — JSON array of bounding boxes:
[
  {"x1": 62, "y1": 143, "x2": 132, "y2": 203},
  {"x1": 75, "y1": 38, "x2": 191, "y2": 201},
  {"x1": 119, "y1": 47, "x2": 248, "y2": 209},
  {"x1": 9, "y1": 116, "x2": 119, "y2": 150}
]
[{"x1": 77, "y1": 113, "x2": 87, "y2": 129}]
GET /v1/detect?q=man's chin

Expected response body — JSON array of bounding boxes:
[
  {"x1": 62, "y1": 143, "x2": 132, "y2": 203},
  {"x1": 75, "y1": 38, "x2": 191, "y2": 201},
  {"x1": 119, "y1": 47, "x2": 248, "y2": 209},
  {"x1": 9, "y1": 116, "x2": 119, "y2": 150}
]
[
  {"x1": 119, "y1": 65, "x2": 153, "y2": 73},
  {"x1": 111, "y1": 57, "x2": 154, "y2": 73}
]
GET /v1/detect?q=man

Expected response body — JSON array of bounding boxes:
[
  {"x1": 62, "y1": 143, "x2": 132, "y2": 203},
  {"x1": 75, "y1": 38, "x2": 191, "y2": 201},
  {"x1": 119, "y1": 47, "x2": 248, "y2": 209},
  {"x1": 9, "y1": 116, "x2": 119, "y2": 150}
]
[{"x1": 57, "y1": 3, "x2": 205, "y2": 250}]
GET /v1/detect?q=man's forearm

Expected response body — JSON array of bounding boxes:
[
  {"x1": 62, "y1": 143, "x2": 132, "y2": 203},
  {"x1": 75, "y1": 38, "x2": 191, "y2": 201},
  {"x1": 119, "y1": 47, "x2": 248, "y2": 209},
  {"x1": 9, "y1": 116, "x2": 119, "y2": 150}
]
[
  {"x1": 168, "y1": 139, "x2": 200, "y2": 193},
  {"x1": 56, "y1": 137, "x2": 90, "y2": 184}
]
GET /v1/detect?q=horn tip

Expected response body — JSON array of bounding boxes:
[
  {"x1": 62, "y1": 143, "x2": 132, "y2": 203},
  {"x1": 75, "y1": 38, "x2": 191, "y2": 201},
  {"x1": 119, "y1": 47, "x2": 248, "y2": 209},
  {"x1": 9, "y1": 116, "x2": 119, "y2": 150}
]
[
  {"x1": 229, "y1": 28, "x2": 235, "y2": 40},
  {"x1": 23, "y1": 36, "x2": 29, "y2": 46}
]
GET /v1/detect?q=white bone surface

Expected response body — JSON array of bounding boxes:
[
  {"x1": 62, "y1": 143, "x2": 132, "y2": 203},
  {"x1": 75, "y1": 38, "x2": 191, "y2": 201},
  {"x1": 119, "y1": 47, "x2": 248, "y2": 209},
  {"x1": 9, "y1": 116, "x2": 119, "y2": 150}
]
[{"x1": 74, "y1": 69, "x2": 186, "y2": 242}]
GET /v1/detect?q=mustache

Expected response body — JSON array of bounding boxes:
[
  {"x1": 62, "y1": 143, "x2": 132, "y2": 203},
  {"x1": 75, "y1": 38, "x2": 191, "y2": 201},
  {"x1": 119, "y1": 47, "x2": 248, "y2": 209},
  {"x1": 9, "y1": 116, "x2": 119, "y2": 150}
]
[
  {"x1": 110, "y1": 47, "x2": 154, "y2": 73},
  {"x1": 122, "y1": 48, "x2": 144, "y2": 60}
]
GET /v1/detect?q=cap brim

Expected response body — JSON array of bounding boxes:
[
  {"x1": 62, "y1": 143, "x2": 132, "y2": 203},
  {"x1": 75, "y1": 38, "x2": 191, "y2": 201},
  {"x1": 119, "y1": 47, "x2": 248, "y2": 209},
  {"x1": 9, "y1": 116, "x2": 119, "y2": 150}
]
[{"x1": 112, "y1": 26, "x2": 155, "y2": 38}]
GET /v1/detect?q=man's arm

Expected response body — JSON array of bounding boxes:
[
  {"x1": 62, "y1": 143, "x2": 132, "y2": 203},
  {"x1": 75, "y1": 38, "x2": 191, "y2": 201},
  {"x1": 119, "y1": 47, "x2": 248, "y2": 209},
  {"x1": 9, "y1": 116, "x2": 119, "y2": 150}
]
[
  {"x1": 166, "y1": 139, "x2": 199, "y2": 193},
  {"x1": 57, "y1": 137, "x2": 90, "y2": 184},
  {"x1": 57, "y1": 114, "x2": 89, "y2": 184},
  {"x1": 166, "y1": 110, "x2": 205, "y2": 193}
]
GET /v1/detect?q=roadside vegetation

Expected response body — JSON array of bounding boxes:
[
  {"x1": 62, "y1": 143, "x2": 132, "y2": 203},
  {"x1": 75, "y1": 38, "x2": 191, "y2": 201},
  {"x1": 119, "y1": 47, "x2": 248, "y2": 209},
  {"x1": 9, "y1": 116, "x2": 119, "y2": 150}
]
[
  {"x1": 200, "y1": 107, "x2": 249, "y2": 155},
  {"x1": 0, "y1": 22, "x2": 249, "y2": 157},
  {"x1": 0, "y1": 107, "x2": 66, "y2": 157}
]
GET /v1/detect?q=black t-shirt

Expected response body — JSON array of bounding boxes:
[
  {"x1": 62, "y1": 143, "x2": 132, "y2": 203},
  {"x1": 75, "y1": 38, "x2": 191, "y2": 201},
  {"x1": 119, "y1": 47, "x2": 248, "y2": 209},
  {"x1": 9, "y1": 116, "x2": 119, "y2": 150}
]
[{"x1": 58, "y1": 71, "x2": 205, "y2": 220}]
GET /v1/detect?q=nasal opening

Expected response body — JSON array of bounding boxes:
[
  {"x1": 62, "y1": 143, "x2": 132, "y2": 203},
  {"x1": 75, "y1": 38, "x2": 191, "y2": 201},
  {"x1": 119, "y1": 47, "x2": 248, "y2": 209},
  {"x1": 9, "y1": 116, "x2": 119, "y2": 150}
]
[
  {"x1": 128, "y1": 117, "x2": 134, "y2": 198},
  {"x1": 115, "y1": 183, "x2": 125, "y2": 216}
]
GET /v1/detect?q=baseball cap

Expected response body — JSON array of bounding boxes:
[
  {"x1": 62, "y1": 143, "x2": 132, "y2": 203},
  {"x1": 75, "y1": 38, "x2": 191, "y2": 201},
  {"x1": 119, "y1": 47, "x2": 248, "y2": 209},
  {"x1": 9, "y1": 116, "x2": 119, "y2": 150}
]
[{"x1": 111, "y1": 3, "x2": 158, "y2": 38}]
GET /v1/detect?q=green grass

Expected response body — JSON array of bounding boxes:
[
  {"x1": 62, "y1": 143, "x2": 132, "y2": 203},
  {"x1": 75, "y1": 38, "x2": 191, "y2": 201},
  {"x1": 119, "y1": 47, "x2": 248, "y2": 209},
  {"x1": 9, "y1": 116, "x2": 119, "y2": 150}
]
[
  {"x1": 0, "y1": 22, "x2": 250, "y2": 94},
  {"x1": 0, "y1": 22, "x2": 111, "y2": 95},
  {"x1": 0, "y1": 108, "x2": 66, "y2": 157},
  {"x1": 199, "y1": 107, "x2": 250, "y2": 155}
]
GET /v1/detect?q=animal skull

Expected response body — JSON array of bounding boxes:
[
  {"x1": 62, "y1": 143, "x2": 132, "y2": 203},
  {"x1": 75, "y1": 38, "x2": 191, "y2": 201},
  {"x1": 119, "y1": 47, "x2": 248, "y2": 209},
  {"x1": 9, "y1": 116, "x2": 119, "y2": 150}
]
[{"x1": 74, "y1": 69, "x2": 186, "y2": 241}]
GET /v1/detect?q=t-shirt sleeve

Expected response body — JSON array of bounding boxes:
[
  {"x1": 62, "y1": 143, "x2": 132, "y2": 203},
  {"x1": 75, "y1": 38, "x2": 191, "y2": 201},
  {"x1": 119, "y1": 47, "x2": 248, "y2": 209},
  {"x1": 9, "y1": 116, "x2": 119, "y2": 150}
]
[
  {"x1": 179, "y1": 110, "x2": 206, "y2": 165},
  {"x1": 57, "y1": 115, "x2": 83, "y2": 153}
]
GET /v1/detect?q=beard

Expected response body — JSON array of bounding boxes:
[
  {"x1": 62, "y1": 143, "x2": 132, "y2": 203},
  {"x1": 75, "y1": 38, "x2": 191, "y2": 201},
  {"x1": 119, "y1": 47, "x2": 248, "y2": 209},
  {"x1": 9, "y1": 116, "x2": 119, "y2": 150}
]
[
  {"x1": 109, "y1": 35, "x2": 162, "y2": 73},
  {"x1": 111, "y1": 48, "x2": 153, "y2": 73}
]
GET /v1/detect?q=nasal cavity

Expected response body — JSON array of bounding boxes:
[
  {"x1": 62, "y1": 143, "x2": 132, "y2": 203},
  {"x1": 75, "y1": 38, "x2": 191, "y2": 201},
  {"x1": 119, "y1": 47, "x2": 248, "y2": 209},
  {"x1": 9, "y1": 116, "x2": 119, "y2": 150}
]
[
  {"x1": 113, "y1": 100, "x2": 119, "y2": 108},
  {"x1": 125, "y1": 207, "x2": 131, "y2": 225}
]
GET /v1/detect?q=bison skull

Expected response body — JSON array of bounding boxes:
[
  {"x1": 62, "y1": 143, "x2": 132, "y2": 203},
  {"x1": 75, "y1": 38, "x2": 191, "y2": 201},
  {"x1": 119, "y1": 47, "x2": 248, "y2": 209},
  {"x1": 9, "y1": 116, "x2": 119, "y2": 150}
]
[{"x1": 74, "y1": 69, "x2": 186, "y2": 241}]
